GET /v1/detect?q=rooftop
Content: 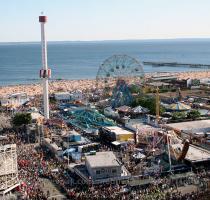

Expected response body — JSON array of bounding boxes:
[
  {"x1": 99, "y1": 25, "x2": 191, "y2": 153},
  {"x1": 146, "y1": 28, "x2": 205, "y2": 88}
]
[
  {"x1": 167, "y1": 120, "x2": 210, "y2": 132},
  {"x1": 151, "y1": 76, "x2": 177, "y2": 81},
  {"x1": 85, "y1": 151, "x2": 120, "y2": 168},
  {"x1": 30, "y1": 112, "x2": 44, "y2": 120},
  {"x1": 54, "y1": 92, "x2": 70, "y2": 95},
  {"x1": 125, "y1": 119, "x2": 159, "y2": 133},
  {"x1": 171, "y1": 143, "x2": 210, "y2": 163},
  {"x1": 103, "y1": 126, "x2": 133, "y2": 135},
  {"x1": 147, "y1": 81, "x2": 170, "y2": 87}
]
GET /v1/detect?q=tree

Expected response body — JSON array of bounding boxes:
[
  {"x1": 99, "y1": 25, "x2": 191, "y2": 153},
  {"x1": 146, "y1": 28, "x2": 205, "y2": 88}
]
[
  {"x1": 132, "y1": 96, "x2": 165, "y2": 115},
  {"x1": 49, "y1": 97, "x2": 56, "y2": 104},
  {"x1": 129, "y1": 84, "x2": 141, "y2": 94},
  {"x1": 159, "y1": 88, "x2": 169, "y2": 93},
  {"x1": 12, "y1": 113, "x2": 32, "y2": 127},
  {"x1": 187, "y1": 110, "x2": 201, "y2": 120},
  {"x1": 172, "y1": 112, "x2": 186, "y2": 120}
]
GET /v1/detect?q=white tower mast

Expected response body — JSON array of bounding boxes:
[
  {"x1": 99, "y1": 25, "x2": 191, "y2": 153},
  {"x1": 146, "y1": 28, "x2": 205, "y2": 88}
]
[{"x1": 39, "y1": 15, "x2": 51, "y2": 119}]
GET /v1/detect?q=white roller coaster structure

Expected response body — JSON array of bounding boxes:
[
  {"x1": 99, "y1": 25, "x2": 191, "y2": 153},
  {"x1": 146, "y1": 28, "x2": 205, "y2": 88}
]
[{"x1": 0, "y1": 144, "x2": 19, "y2": 197}]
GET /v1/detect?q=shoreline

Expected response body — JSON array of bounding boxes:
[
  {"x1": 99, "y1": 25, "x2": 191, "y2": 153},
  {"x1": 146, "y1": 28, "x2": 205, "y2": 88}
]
[
  {"x1": 0, "y1": 71, "x2": 210, "y2": 97},
  {"x1": 0, "y1": 78, "x2": 96, "y2": 88},
  {"x1": 0, "y1": 69, "x2": 206, "y2": 88}
]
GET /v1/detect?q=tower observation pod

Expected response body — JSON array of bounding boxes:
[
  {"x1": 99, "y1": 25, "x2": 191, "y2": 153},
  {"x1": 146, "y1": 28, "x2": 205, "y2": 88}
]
[{"x1": 39, "y1": 15, "x2": 51, "y2": 119}]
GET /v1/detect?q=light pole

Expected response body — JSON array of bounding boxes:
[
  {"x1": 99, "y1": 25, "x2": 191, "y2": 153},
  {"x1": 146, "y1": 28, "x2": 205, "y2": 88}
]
[
  {"x1": 68, "y1": 135, "x2": 70, "y2": 166},
  {"x1": 167, "y1": 133, "x2": 172, "y2": 172}
]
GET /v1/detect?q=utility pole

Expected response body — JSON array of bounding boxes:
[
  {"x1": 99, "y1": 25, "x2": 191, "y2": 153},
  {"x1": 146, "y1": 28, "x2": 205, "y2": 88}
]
[
  {"x1": 167, "y1": 134, "x2": 172, "y2": 172},
  {"x1": 156, "y1": 87, "x2": 160, "y2": 124}
]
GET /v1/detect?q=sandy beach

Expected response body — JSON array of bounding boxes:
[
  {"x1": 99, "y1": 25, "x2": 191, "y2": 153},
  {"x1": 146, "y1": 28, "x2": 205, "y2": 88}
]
[
  {"x1": 0, "y1": 79, "x2": 98, "y2": 97},
  {"x1": 0, "y1": 71, "x2": 210, "y2": 97}
]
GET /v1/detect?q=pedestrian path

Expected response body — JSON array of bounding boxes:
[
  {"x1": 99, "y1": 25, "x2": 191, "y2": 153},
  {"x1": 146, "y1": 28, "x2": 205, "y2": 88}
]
[{"x1": 39, "y1": 178, "x2": 67, "y2": 200}]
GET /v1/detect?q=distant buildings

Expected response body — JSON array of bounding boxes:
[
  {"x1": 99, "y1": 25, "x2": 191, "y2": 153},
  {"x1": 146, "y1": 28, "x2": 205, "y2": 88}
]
[
  {"x1": 54, "y1": 92, "x2": 70, "y2": 102},
  {"x1": 53, "y1": 90, "x2": 84, "y2": 102},
  {"x1": 150, "y1": 74, "x2": 178, "y2": 82}
]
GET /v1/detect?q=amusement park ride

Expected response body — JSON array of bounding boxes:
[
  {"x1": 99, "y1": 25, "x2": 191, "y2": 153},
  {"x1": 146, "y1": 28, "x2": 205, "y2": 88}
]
[
  {"x1": 95, "y1": 54, "x2": 189, "y2": 171},
  {"x1": 39, "y1": 14, "x2": 51, "y2": 120},
  {"x1": 0, "y1": 144, "x2": 19, "y2": 196},
  {"x1": 96, "y1": 55, "x2": 144, "y2": 108},
  {"x1": 111, "y1": 79, "x2": 133, "y2": 108},
  {"x1": 135, "y1": 127, "x2": 190, "y2": 171}
]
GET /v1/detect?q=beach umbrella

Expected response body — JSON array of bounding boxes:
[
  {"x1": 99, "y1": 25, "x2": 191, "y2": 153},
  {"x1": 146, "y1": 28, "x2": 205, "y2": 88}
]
[{"x1": 168, "y1": 102, "x2": 191, "y2": 111}]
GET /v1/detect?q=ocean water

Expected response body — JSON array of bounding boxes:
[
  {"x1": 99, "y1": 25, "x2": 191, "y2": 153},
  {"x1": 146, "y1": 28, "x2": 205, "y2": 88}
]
[{"x1": 0, "y1": 39, "x2": 210, "y2": 86}]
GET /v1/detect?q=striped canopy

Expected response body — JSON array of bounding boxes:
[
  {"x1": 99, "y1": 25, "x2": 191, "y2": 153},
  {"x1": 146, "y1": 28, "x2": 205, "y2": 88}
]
[{"x1": 168, "y1": 102, "x2": 191, "y2": 111}]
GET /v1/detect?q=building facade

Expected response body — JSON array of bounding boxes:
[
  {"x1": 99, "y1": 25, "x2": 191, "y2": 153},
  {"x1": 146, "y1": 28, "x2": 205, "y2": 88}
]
[{"x1": 85, "y1": 152, "x2": 121, "y2": 180}]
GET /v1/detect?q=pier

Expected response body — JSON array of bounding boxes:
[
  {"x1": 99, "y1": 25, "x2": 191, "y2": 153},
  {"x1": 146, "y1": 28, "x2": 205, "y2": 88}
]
[{"x1": 143, "y1": 61, "x2": 210, "y2": 68}]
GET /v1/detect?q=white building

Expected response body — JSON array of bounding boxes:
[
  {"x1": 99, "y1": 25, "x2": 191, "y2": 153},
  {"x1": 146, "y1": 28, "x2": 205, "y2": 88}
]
[
  {"x1": 101, "y1": 126, "x2": 134, "y2": 142},
  {"x1": 54, "y1": 92, "x2": 70, "y2": 102},
  {"x1": 0, "y1": 93, "x2": 29, "y2": 107},
  {"x1": 186, "y1": 78, "x2": 200, "y2": 89},
  {"x1": 125, "y1": 119, "x2": 156, "y2": 132},
  {"x1": 85, "y1": 151, "x2": 121, "y2": 180},
  {"x1": 70, "y1": 90, "x2": 83, "y2": 101}
]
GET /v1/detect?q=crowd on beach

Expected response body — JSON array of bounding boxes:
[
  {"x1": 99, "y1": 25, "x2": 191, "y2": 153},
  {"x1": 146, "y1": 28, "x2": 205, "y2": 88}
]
[{"x1": 1, "y1": 71, "x2": 210, "y2": 97}]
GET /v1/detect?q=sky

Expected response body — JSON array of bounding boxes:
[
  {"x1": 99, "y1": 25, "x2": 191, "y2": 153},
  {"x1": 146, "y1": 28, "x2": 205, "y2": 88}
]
[{"x1": 1, "y1": 0, "x2": 210, "y2": 42}]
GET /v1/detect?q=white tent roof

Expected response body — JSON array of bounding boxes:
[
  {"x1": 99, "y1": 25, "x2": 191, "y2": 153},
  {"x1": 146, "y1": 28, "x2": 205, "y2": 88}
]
[{"x1": 132, "y1": 106, "x2": 149, "y2": 114}]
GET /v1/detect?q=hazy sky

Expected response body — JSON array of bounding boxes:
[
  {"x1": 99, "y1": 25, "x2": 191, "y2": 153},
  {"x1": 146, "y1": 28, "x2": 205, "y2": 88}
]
[{"x1": 1, "y1": 0, "x2": 210, "y2": 42}]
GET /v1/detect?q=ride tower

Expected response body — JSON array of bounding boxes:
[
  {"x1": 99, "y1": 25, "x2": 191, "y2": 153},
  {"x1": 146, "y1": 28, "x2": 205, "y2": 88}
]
[{"x1": 39, "y1": 15, "x2": 51, "y2": 119}]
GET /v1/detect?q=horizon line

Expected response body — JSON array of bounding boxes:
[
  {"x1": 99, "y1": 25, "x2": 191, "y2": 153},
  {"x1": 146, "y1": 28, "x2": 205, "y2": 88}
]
[{"x1": 1, "y1": 37, "x2": 210, "y2": 44}]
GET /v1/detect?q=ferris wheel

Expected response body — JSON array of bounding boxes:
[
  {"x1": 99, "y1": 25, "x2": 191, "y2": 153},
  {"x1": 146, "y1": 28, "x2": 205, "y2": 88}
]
[{"x1": 96, "y1": 54, "x2": 145, "y2": 88}]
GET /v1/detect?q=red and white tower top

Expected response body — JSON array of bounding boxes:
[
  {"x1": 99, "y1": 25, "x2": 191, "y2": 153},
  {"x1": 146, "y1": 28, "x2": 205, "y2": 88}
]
[{"x1": 39, "y1": 15, "x2": 47, "y2": 23}]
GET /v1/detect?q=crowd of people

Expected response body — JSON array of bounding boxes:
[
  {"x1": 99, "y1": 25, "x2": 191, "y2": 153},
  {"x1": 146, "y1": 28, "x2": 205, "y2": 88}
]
[
  {"x1": 56, "y1": 181, "x2": 210, "y2": 200},
  {"x1": 1, "y1": 130, "x2": 210, "y2": 199},
  {"x1": 17, "y1": 144, "x2": 48, "y2": 199}
]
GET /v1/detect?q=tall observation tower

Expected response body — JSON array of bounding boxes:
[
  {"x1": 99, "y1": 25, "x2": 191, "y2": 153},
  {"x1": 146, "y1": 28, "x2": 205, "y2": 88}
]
[{"x1": 39, "y1": 15, "x2": 51, "y2": 119}]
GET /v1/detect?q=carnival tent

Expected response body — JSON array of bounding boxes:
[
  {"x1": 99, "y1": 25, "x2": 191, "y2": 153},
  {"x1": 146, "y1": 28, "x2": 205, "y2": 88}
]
[
  {"x1": 168, "y1": 102, "x2": 191, "y2": 111},
  {"x1": 131, "y1": 106, "x2": 149, "y2": 114}
]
